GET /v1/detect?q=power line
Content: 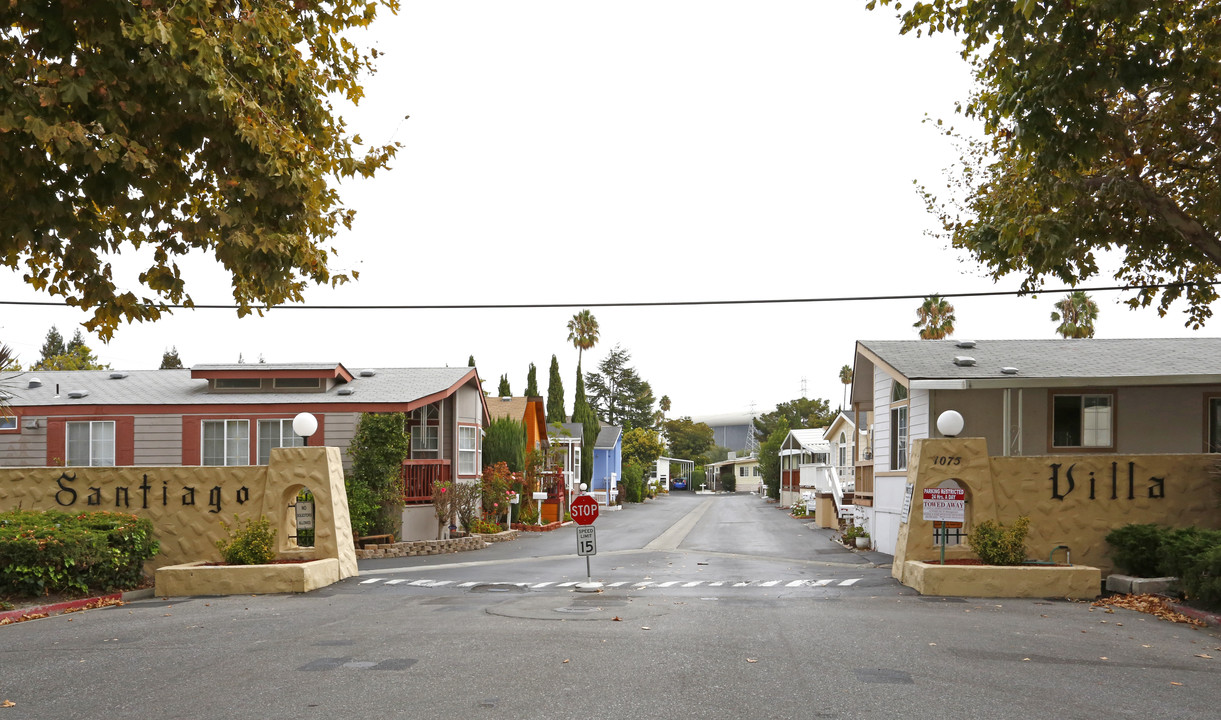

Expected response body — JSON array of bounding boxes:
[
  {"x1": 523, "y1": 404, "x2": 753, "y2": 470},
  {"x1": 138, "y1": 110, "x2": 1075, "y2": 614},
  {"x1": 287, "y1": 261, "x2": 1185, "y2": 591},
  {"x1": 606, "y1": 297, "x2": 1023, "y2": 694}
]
[{"x1": 0, "y1": 281, "x2": 1215, "y2": 312}]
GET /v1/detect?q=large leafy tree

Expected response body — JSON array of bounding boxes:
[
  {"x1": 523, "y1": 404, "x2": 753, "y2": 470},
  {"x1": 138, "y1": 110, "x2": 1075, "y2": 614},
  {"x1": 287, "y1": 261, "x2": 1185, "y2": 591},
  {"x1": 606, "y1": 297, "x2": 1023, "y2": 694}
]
[
  {"x1": 545, "y1": 354, "x2": 565, "y2": 423},
  {"x1": 869, "y1": 0, "x2": 1221, "y2": 327},
  {"x1": 32, "y1": 328, "x2": 108, "y2": 370},
  {"x1": 585, "y1": 344, "x2": 656, "y2": 431},
  {"x1": 38, "y1": 326, "x2": 66, "y2": 361},
  {"x1": 1051, "y1": 291, "x2": 1100, "y2": 339},
  {"x1": 1, "y1": 0, "x2": 401, "y2": 340},
  {"x1": 622, "y1": 427, "x2": 664, "y2": 469},
  {"x1": 753, "y1": 397, "x2": 834, "y2": 445},
  {"x1": 914, "y1": 294, "x2": 956, "y2": 339},
  {"x1": 757, "y1": 419, "x2": 790, "y2": 501},
  {"x1": 663, "y1": 416, "x2": 715, "y2": 465},
  {"x1": 566, "y1": 309, "x2": 600, "y2": 368},
  {"x1": 347, "y1": 411, "x2": 409, "y2": 536},
  {"x1": 160, "y1": 346, "x2": 183, "y2": 369}
]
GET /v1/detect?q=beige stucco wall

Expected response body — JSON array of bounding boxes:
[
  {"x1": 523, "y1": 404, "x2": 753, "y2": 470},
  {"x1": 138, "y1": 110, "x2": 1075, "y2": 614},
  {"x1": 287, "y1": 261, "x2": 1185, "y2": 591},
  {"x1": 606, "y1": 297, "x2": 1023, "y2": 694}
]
[
  {"x1": 0, "y1": 447, "x2": 357, "y2": 579},
  {"x1": 893, "y1": 437, "x2": 1221, "y2": 581}
]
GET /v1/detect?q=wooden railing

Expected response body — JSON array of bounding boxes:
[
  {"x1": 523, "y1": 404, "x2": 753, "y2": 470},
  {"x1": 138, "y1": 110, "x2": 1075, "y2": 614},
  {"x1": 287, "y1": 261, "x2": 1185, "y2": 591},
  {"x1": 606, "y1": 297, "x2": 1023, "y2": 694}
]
[{"x1": 401, "y1": 459, "x2": 451, "y2": 504}]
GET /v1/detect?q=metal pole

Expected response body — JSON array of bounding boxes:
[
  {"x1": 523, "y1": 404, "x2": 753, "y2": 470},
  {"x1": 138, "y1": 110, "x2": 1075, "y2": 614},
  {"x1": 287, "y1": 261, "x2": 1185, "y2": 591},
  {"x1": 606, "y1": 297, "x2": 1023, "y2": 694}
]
[{"x1": 940, "y1": 524, "x2": 946, "y2": 565}]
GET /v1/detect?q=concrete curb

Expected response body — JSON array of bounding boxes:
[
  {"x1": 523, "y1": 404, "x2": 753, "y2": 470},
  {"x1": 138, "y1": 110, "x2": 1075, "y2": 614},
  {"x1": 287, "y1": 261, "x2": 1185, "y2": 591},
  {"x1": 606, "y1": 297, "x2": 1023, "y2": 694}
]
[
  {"x1": 1167, "y1": 601, "x2": 1221, "y2": 628},
  {"x1": 0, "y1": 588, "x2": 153, "y2": 625}
]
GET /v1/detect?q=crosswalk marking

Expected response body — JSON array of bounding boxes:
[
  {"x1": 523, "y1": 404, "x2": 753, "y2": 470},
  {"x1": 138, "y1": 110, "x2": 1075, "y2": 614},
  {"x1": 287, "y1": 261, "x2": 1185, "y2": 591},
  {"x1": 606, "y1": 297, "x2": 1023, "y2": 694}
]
[{"x1": 360, "y1": 577, "x2": 866, "y2": 589}]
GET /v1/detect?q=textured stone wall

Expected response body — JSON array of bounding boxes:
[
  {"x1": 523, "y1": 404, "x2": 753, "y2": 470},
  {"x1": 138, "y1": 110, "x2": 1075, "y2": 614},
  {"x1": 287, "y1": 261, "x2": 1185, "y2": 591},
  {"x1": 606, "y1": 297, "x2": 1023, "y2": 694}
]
[
  {"x1": 0, "y1": 447, "x2": 356, "y2": 580},
  {"x1": 893, "y1": 438, "x2": 1221, "y2": 580}
]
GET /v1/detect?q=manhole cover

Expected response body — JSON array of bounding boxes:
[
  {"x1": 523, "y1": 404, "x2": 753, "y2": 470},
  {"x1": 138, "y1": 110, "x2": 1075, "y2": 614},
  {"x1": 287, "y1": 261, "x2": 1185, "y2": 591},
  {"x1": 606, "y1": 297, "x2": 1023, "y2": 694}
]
[
  {"x1": 554, "y1": 607, "x2": 601, "y2": 614},
  {"x1": 468, "y1": 583, "x2": 527, "y2": 594}
]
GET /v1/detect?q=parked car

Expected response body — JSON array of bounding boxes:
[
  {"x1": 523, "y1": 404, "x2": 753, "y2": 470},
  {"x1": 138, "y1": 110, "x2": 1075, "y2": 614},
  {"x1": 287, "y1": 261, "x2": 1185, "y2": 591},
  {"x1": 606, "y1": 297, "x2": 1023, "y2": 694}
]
[{"x1": 671, "y1": 479, "x2": 687, "y2": 491}]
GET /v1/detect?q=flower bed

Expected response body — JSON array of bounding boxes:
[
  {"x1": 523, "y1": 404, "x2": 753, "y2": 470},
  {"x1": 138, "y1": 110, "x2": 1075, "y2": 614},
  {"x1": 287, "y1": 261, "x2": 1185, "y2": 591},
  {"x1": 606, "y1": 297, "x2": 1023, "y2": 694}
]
[{"x1": 511, "y1": 521, "x2": 564, "y2": 532}]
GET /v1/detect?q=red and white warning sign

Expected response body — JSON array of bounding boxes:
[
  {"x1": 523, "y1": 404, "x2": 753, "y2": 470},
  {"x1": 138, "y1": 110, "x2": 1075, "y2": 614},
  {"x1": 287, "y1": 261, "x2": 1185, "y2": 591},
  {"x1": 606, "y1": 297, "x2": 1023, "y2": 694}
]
[{"x1": 922, "y1": 487, "x2": 966, "y2": 523}]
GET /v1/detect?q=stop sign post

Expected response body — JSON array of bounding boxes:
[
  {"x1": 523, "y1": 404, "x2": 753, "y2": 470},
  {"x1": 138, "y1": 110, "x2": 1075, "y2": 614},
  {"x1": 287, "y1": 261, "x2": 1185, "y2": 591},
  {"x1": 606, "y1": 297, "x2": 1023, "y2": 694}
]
[{"x1": 571, "y1": 495, "x2": 601, "y2": 592}]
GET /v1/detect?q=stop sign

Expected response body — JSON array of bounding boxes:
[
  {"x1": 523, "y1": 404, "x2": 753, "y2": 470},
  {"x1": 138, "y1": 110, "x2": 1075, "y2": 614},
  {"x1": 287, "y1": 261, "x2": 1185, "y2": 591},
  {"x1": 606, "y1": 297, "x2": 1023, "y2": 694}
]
[{"x1": 571, "y1": 495, "x2": 599, "y2": 526}]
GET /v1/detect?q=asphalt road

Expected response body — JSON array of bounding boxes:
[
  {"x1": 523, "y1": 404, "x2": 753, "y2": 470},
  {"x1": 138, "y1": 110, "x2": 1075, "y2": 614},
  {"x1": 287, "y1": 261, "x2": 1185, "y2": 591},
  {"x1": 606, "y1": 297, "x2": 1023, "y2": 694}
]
[{"x1": 2, "y1": 492, "x2": 1218, "y2": 719}]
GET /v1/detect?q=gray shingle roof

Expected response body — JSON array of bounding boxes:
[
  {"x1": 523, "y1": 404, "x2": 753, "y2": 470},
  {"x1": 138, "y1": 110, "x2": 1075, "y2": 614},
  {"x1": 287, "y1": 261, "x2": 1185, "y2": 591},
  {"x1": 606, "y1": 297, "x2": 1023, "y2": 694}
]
[
  {"x1": 3, "y1": 367, "x2": 475, "y2": 408},
  {"x1": 548, "y1": 422, "x2": 584, "y2": 442},
  {"x1": 595, "y1": 425, "x2": 622, "y2": 448},
  {"x1": 859, "y1": 338, "x2": 1221, "y2": 383}
]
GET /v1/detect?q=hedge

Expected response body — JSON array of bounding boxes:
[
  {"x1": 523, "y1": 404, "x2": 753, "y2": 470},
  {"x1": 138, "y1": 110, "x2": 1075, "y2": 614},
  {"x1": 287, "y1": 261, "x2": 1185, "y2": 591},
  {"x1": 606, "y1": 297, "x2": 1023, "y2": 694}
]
[
  {"x1": 1106, "y1": 523, "x2": 1221, "y2": 610},
  {"x1": 0, "y1": 510, "x2": 159, "y2": 598}
]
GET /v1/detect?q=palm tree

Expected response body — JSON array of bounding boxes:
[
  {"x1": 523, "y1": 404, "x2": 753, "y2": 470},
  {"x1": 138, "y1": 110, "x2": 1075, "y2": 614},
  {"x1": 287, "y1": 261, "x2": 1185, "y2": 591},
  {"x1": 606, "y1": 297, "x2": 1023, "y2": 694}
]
[
  {"x1": 1051, "y1": 291, "x2": 1099, "y2": 338},
  {"x1": 914, "y1": 294, "x2": 956, "y2": 339},
  {"x1": 567, "y1": 309, "x2": 600, "y2": 368},
  {"x1": 839, "y1": 365, "x2": 853, "y2": 411}
]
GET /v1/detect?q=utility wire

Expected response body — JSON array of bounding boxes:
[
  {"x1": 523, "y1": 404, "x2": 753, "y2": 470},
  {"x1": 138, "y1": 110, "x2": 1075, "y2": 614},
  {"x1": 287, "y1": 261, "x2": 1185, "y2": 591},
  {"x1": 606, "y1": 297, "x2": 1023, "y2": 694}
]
[{"x1": 0, "y1": 281, "x2": 1214, "y2": 311}]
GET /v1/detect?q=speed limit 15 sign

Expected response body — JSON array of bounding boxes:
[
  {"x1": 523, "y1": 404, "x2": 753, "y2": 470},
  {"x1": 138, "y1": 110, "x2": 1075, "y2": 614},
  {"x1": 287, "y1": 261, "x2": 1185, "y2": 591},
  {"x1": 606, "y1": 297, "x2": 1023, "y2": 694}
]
[{"x1": 576, "y1": 526, "x2": 596, "y2": 556}]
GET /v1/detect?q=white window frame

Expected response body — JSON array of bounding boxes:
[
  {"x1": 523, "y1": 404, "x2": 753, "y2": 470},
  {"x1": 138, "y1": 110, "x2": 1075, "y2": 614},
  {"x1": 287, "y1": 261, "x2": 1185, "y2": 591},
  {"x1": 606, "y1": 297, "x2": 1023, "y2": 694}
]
[
  {"x1": 202, "y1": 419, "x2": 250, "y2": 466},
  {"x1": 67, "y1": 420, "x2": 116, "y2": 467},
  {"x1": 258, "y1": 418, "x2": 305, "y2": 465},
  {"x1": 0, "y1": 416, "x2": 16, "y2": 431},
  {"x1": 1052, "y1": 393, "x2": 1114, "y2": 449},
  {"x1": 890, "y1": 405, "x2": 908, "y2": 471},
  {"x1": 458, "y1": 426, "x2": 478, "y2": 476}
]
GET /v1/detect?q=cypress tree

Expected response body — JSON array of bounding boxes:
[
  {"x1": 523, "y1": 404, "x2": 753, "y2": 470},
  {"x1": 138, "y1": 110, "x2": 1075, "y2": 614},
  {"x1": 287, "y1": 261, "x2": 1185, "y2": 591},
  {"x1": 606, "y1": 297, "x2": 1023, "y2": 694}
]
[
  {"x1": 572, "y1": 365, "x2": 599, "y2": 486},
  {"x1": 546, "y1": 355, "x2": 565, "y2": 422},
  {"x1": 525, "y1": 362, "x2": 539, "y2": 397}
]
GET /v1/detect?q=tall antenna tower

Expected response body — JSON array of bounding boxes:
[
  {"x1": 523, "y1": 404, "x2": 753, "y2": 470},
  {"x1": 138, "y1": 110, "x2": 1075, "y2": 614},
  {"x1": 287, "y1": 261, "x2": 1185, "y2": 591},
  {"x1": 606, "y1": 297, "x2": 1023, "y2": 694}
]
[{"x1": 746, "y1": 400, "x2": 759, "y2": 455}]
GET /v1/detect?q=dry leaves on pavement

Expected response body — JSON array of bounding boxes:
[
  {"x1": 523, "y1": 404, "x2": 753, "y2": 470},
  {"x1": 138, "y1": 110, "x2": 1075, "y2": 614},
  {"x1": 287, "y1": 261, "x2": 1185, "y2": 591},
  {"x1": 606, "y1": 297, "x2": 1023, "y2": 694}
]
[{"x1": 1091, "y1": 594, "x2": 1205, "y2": 627}]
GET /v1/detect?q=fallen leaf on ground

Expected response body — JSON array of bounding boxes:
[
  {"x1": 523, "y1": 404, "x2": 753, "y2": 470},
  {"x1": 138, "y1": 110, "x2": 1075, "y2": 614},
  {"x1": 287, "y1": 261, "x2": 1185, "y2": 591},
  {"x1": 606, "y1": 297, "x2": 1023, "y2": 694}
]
[
  {"x1": 1091, "y1": 595, "x2": 1205, "y2": 627},
  {"x1": 1194, "y1": 654, "x2": 1212, "y2": 659},
  {"x1": 746, "y1": 659, "x2": 757, "y2": 663},
  {"x1": 641, "y1": 626, "x2": 651, "y2": 630},
  {"x1": 1, "y1": 700, "x2": 15, "y2": 708},
  {"x1": 562, "y1": 659, "x2": 570, "y2": 663},
  {"x1": 1171, "y1": 682, "x2": 1183, "y2": 686},
  {"x1": 611, "y1": 616, "x2": 621, "y2": 621}
]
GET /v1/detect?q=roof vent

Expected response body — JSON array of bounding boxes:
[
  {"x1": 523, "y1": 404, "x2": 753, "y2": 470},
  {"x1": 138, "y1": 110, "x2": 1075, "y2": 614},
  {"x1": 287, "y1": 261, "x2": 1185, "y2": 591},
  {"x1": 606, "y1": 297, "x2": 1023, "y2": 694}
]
[
  {"x1": 337, "y1": 388, "x2": 354, "y2": 396},
  {"x1": 27, "y1": 377, "x2": 42, "y2": 388},
  {"x1": 501, "y1": 396, "x2": 513, "y2": 402},
  {"x1": 359, "y1": 369, "x2": 377, "y2": 378},
  {"x1": 953, "y1": 356, "x2": 976, "y2": 367},
  {"x1": 1000, "y1": 366, "x2": 1019, "y2": 375},
  {"x1": 109, "y1": 372, "x2": 128, "y2": 380},
  {"x1": 955, "y1": 340, "x2": 977, "y2": 349},
  {"x1": 67, "y1": 390, "x2": 90, "y2": 399}
]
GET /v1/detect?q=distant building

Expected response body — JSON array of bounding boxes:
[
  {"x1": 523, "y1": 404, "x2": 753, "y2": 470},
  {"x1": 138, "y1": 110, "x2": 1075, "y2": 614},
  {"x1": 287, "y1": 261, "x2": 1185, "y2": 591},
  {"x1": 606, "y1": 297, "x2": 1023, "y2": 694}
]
[{"x1": 689, "y1": 411, "x2": 754, "y2": 453}]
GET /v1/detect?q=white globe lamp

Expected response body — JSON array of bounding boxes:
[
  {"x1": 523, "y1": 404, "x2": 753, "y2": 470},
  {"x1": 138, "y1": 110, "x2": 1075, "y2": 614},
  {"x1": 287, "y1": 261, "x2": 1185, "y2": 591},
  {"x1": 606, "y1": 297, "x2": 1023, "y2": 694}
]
[
  {"x1": 936, "y1": 410, "x2": 964, "y2": 438},
  {"x1": 293, "y1": 412, "x2": 318, "y2": 440}
]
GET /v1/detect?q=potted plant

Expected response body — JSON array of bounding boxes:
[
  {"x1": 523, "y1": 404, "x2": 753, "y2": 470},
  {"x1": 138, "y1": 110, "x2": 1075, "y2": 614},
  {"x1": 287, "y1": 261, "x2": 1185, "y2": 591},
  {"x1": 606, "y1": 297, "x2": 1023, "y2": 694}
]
[{"x1": 855, "y1": 530, "x2": 871, "y2": 549}]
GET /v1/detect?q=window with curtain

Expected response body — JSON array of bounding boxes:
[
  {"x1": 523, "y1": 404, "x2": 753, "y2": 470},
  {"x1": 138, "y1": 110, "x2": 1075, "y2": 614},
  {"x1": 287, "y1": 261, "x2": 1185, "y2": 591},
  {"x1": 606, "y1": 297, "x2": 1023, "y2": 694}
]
[{"x1": 1052, "y1": 394, "x2": 1113, "y2": 448}]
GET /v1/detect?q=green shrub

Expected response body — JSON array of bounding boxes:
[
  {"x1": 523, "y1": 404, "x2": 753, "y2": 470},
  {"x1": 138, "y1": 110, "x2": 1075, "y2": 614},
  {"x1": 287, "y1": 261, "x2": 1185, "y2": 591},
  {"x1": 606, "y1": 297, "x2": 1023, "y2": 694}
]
[
  {"x1": 622, "y1": 461, "x2": 644, "y2": 503},
  {"x1": 1159, "y1": 527, "x2": 1221, "y2": 581},
  {"x1": 967, "y1": 516, "x2": 1030, "y2": 565},
  {"x1": 215, "y1": 516, "x2": 277, "y2": 565},
  {"x1": 1181, "y1": 544, "x2": 1221, "y2": 610},
  {"x1": 1105, "y1": 523, "x2": 1165, "y2": 577},
  {"x1": 470, "y1": 518, "x2": 502, "y2": 534},
  {"x1": 0, "y1": 510, "x2": 158, "y2": 597},
  {"x1": 345, "y1": 476, "x2": 381, "y2": 537},
  {"x1": 517, "y1": 502, "x2": 539, "y2": 526}
]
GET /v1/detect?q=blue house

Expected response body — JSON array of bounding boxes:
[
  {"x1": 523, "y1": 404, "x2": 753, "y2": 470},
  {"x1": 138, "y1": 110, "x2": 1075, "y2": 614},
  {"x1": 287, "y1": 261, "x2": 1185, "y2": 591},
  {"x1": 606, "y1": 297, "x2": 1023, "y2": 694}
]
[{"x1": 590, "y1": 425, "x2": 622, "y2": 505}]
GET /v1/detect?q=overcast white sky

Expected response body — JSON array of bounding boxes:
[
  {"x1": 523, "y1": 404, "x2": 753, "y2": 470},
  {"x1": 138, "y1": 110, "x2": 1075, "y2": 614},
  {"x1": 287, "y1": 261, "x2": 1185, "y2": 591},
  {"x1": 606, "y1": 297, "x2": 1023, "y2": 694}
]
[{"x1": 2, "y1": 2, "x2": 1216, "y2": 421}]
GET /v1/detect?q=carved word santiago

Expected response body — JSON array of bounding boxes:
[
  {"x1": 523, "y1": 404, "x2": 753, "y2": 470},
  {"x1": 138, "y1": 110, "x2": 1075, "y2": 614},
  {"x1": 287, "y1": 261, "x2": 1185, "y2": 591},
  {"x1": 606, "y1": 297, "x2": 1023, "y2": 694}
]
[
  {"x1": 55, "y1": 472, "x2": 250, "y2": 514},
  {"x1": 1049, "y1": 462, "x2": 1165, "y2": 501}
]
